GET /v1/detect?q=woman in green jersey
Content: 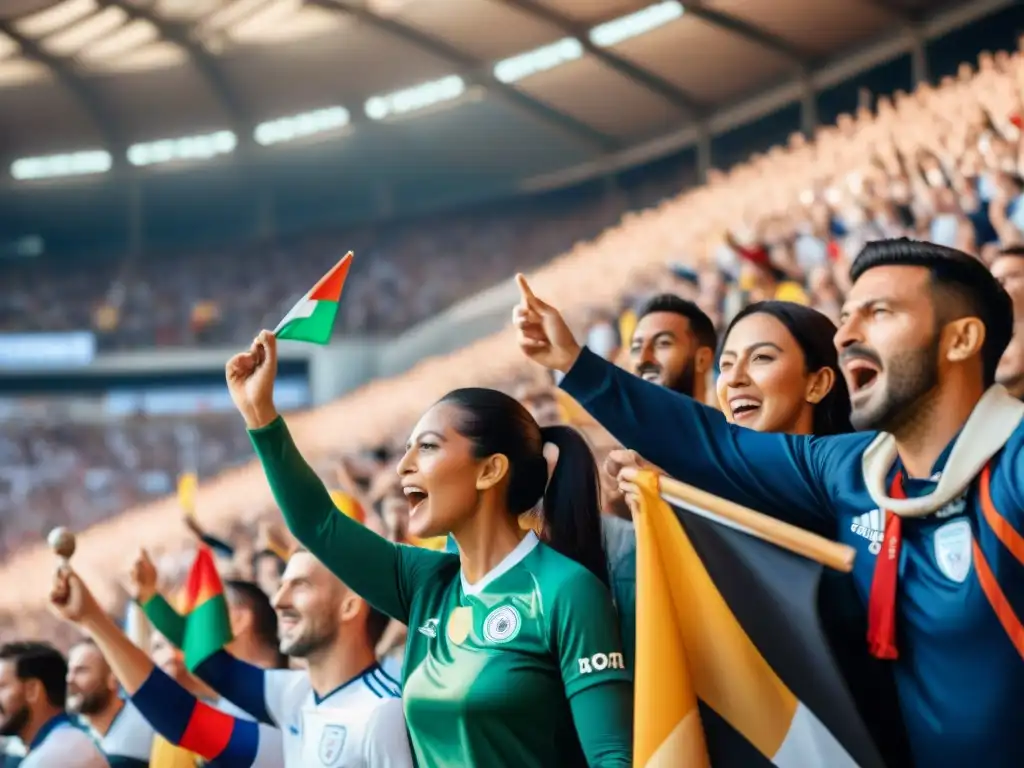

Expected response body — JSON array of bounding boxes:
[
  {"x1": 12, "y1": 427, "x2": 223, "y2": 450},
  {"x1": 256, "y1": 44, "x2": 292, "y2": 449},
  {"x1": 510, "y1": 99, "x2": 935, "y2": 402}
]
[{"x1": 227, "y1": 331, "x2": 632, "y2": 767}]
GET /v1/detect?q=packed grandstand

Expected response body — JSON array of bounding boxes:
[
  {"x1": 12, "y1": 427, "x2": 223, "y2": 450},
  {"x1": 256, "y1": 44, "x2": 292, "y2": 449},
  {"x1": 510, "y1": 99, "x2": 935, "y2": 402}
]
[
  {"x1": 1, "y1": 0, "x2": 1023, "y2": 636},
  {"x1": 0, "y1": 3, "x2": 1024, "y2": 765}
]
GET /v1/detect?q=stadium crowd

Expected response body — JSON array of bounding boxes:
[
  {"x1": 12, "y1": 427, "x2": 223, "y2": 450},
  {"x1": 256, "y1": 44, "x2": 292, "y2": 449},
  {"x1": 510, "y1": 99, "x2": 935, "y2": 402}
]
[
  {"x1": 1, "y1": 37, "x2": 1024, "y2": 768},
  {"x1": 5, "y1": 45, "x2": 1024, "y2": 562},
  {"x1": 0, "y1": 185, "x2": 635, "y2": 348}
]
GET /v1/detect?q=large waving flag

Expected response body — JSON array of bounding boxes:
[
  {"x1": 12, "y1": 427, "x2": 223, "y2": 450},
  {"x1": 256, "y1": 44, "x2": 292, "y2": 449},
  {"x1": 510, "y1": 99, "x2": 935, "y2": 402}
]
[
  {"x1": 180, "y1": 546, "x2": 233, "y2": 671},
  {"x1": 633, "y1": 470, "x2": 886, "y2": 768},
  {"x1": 274, "y1": 251, "x2": 353, "y2": 344}
]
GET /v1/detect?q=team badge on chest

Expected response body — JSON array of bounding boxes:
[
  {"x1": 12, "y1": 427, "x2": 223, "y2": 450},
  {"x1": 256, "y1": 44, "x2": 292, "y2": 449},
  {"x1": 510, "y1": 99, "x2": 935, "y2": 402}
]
[
  {"x1": 933, "y1": 519, "x2": 973, "y2": 584},
  {"x1": 483, "y1": 605, "x2": 521, "y2": 644},
  {"x1": 318, "y1": 724, "x2": 347, "y2": 766}
]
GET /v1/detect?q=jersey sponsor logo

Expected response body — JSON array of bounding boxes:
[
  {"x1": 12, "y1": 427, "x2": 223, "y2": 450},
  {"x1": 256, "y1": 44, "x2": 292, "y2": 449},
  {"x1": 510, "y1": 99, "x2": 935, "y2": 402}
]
[
  {"x1": 578, "y1": 652, "x2": 625, "y2": 674},
  {"x1": 418, "y1": 618, "x2": 440, "y2": 638},
  {"x1": 483, "y1": 605, "x2": 521, "y2": 644},
  {"x1": 934, "y1": 519, "x2": 973, "y2": 583},
  {"x1": 318, "y1": 724, "x2": 347, "y2": 767},
  {"x1": 850, "y1": 509, "x2": 885, "y2": 555}
]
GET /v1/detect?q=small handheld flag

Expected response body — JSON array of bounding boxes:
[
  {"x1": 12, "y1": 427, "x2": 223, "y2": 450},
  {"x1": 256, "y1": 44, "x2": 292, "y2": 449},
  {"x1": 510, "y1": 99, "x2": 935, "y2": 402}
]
[
  {"x1": 274, "y1": 252, "x2": 353, "y2": 344},
  {"x1": 180, "y1": 546, "x2": 233, "y2": 671}
]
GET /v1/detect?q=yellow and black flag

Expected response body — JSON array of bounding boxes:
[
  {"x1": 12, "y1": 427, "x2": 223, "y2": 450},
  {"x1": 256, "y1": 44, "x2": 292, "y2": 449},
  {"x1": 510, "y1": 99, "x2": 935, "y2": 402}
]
[{"x1": 633, "y1": 470, "x2": 886, "y2": 768}]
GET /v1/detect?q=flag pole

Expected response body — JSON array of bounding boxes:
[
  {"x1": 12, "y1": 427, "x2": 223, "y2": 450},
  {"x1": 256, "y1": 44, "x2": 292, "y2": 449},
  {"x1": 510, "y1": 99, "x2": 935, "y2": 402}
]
[{"x1": 658, "y1": 475, "x2": 856, "y2": 573}]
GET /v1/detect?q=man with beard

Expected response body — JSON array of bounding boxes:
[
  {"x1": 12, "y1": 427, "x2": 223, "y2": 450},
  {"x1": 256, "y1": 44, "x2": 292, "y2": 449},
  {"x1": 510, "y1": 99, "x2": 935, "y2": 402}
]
[
  {"x1": 628, "y1": 294, "x2": 717, "y2": 402},
  {"x1": 136, "y1": 550, "x2": 411, "y2": 767},
  {"x1": 514, "y1": 238, "x2": 1024, "y2": 768},
  {"x1": 0, "y1": 642, "x2": 107, "y2": 767},
  {"x1": 598, "y1": 294, "x2": 716, "y2": 670},
  {"x1": 67, "y1": 640, "x2": 153, "y2": 766}
]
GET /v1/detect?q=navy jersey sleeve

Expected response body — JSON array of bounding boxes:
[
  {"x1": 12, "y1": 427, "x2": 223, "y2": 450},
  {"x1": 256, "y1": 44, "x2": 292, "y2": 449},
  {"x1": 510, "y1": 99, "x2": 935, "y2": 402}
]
[
  {"x1": 561, "y1": 347, "x2": 839, "y2": 535},
  {"x1": 998, "y1": 428, "x2": 1024, "y2": 525},
  {"x1": 142, "y1": 597, "x2": 274, "y2": 726},
  {"x1": 193, "y1": 651, "x2": 274, "y2": 725},
  {"x1": 131, "y1": 666, "x2": 263, "y2": 767}
]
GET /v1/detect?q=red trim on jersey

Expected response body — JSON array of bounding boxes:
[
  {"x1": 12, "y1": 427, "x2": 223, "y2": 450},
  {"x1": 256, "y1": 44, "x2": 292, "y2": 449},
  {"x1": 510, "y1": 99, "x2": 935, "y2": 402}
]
[
  {"x1": 867, "y1": 473, "x2": 904, "y2": 660},
  {"x1": 178, "y1": 700, "x2": 234, "y2": 759}
]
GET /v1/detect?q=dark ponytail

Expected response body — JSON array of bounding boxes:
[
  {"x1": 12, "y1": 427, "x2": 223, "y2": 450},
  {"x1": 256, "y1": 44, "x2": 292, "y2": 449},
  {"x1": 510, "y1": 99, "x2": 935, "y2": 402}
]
[
  {"x1": 539, "y1": 425, "x2": 609, "y2": 587},
  {"x1": 440, "y1": 388, "x2": 609, "y2": 586}
]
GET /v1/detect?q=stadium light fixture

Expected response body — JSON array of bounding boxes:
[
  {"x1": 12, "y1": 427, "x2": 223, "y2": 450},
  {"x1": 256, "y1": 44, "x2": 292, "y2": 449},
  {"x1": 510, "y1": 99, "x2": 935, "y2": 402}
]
[
  {"x1": 493, "y1": 38, "x2": 584, "y2": 84},
  {"x1": 589, "y1": 0, "x2": 684, "y2": 48},
  {"x1": 254, "y1": 106, "x2": 351, "y2": 146},
  {"x1": 10, "y1": 150, "x2": 112, "y2": 181},
  {"x1": 127, "y1": 130, "x2": 237, "y2": 167},
  {"x1": 364, "y1": 75, "x2": 466, "y2": 121}
]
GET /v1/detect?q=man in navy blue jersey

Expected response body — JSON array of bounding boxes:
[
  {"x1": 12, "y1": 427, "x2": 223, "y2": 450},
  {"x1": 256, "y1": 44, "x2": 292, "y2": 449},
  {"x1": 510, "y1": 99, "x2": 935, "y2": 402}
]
[{"x1": 513, "y1": 239, "x2": 1024, "y2": 768}]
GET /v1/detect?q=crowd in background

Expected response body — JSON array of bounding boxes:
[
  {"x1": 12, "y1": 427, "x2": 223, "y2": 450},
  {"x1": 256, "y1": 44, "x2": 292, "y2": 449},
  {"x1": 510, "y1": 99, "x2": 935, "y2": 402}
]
[
  {"x1": 2, "y1": 40, "x2": 1024, "y2": 642},
  {"x1": 0, "y1": 414, "x2": 249, "y2": 557},
  {"x1": 0, "y1": 183, "x2": 639, "y2": 349}
]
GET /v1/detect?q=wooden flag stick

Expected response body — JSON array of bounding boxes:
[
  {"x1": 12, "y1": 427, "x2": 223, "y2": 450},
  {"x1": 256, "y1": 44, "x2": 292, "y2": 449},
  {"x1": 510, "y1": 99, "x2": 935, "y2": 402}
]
[{"x1": 658, "y1": 475, "x2": 856, "y2": 573}]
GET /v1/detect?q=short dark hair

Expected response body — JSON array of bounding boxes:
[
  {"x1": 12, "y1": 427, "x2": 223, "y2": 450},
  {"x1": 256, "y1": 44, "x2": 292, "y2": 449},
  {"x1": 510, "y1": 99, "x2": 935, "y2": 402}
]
[
  {"x1": 0, "y1": 642, "x2": 67, "y2": 708},
  {"x1": 226, "y1": 580, "x2": 286, "y2": 667},
  {"x1": 850, "y1": 238, "x2": 1013, "y2": 386},
  {"x1": 635, "y1": 294, "x2": 717, "y2": 350}
]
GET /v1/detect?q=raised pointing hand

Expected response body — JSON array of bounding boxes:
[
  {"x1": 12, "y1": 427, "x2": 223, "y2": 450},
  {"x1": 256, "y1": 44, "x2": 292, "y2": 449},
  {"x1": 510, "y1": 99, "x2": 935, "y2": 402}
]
[{"x1": 512, "y1": 274, "x2": 582, "y2": 373}]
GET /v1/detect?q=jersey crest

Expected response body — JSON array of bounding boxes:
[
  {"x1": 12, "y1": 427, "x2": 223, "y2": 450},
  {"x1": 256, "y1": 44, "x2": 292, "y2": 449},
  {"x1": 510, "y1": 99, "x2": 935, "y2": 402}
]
[
  {"x1": 934, "y1": 518, "x2": 973, "y2": 583},
  {"x1": 317, "y1": 724, "x2": 347, "y2": 766},
  {"x1": 483, "y1": 605, "x2": 521, "y2": 644}
]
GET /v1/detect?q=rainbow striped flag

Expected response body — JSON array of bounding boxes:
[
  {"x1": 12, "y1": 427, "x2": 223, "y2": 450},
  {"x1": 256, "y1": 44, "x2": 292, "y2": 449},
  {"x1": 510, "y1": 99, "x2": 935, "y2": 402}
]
[{"x1": 180, "y1": 546, "x2": 232, "y2": 671}]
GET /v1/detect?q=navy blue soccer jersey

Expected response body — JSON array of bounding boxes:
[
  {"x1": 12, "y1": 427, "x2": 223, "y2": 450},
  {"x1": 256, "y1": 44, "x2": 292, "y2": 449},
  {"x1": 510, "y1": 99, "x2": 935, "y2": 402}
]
[{"x1": 561, "y1": 347, "x2": 1024, "y2": 768}]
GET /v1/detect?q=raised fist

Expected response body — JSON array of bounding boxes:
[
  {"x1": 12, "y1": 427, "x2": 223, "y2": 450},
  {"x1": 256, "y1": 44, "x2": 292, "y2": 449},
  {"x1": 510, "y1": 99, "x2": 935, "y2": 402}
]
[
  {"x1": 49, "y1": 566, "x2": 100, "y2": 626},
  {"x1": 226, "y1": 330, "x2": 279, "y2": 429}
]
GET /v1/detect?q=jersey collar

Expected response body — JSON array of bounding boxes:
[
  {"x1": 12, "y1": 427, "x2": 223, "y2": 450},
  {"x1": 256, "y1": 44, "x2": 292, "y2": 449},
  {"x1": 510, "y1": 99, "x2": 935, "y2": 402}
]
[
  {"x1": 460, "y1": 531, "x2": 539, "y2": 597},
  {"x1": 28, "y1": 712, "x2": 72, "y2": 751},
  {"x1": 313, "y1": 662, "x2": 381, "y2": 706}
]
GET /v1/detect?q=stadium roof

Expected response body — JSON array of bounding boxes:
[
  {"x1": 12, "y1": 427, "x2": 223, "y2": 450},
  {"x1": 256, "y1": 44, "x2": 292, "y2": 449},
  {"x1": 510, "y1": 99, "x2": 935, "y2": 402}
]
[{"x1": 0, "y1": 0, "x2": 1008, "y2": 196}]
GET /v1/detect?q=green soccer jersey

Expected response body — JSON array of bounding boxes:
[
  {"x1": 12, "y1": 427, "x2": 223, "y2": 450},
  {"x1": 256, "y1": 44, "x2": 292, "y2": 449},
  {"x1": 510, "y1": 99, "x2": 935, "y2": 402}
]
[
  {"x1": 401, "y1": 532, "x2": 629, "y2": 768},
  {"x1": 250, "y1": 417, "x2": 632, "y2": 768}
]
